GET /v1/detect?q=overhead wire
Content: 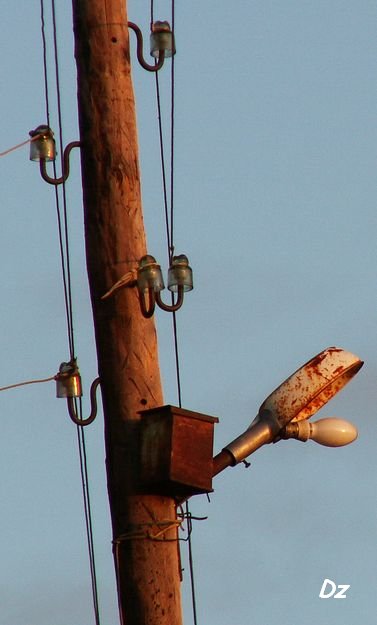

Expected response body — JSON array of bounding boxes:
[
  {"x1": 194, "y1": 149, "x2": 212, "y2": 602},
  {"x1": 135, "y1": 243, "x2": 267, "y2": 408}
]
[
  {"x1": 40, "y1": 3, "x2": 100, "y2": 624},
  {"x1": 40, "y1": 0, "x2": 51, "y2": 128},
  {"x1": 169, "y1": 0, "x2": 176, "y2": 259},
  {"x1": 76, "y1": 398, "x2": 101, "y2": 624},
  {"x1": 41, "y1": 0, "x2": 74, "y2": 362},
  {"x1": 51, "y1": 0, "x2": 76, "y2": 361},
  {"x1": 152, "y1": 1, "x2": 199, "y2": 623}
]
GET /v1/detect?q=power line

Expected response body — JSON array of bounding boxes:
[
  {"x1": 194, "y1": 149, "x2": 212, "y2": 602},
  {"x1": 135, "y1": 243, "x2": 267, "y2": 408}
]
[
  {"x1": 152, "y1": 1, "x2": 199, "y2": 623},
  {"x1": 40, "y1": 3, "x2": 101, "y2": 624}
]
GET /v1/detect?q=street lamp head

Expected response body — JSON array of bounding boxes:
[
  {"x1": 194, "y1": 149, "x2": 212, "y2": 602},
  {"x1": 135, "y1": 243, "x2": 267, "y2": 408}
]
[
  {"x1": 218, "y1": 347, "x2": 363, "y2": 469},
  {"x1": 256, "y1": 346, "x2": 363, "y2": 428}
]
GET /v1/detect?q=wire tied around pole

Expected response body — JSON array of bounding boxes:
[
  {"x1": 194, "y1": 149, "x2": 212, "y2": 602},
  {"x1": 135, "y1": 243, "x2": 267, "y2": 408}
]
[{"x1": 114, "y1": 518, "x2": 183, "y2": 543}]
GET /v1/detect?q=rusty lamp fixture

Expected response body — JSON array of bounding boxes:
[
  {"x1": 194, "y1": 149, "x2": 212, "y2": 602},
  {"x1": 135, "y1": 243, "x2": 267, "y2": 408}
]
[
  {"x1": 137, "y1": 254, "x2": 193, "y2": 318},
  {"x1": 213, "y1": 347, "x2": 363, "y2": 476},
  {"x1": 128, "y1": 20, "x2": 175, "y2": 72},
  {"x1": 29, "y1": 125, "x2": 80, "y2": 185},
  {"x1": 139, "y1": 347, "x2": 362, "y2": 498}
]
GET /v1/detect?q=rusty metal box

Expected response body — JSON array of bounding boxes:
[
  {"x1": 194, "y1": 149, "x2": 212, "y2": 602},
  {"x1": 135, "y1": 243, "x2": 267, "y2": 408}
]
[{"x1": 139, "y1": 405, "x2": 218, "y2": 497}]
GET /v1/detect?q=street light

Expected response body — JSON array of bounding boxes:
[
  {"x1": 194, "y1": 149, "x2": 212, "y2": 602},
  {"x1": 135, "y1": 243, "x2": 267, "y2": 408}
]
[{"x1": 213, "y1": 347, "x2": 363, "y2": 475}]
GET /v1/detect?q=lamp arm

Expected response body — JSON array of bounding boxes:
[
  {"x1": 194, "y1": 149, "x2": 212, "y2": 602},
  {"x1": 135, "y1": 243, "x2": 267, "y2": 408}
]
[{"x1": 213, "y1": 411, "x2": 282, "y2": 476}]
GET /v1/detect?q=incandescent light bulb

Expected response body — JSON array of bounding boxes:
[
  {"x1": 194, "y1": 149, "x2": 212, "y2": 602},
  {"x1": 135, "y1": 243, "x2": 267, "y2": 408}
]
[
  {"x1": 283, "y1": 417, "x2": 358, "y2": 447},
  {"x1": 309, "y1": 418, "x2": 358, "y2": 447}
]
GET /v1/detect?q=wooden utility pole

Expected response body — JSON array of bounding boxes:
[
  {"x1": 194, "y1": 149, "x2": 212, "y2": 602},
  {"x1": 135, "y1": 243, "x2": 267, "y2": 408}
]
[{"x1": 71, "y1": 1, "x2": 183, "y2": 624}]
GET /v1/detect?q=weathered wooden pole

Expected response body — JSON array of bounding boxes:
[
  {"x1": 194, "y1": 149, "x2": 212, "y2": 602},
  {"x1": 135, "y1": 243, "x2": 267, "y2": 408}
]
[{"x1": 71, "y1": 1, "x2": 183, "y2": 623}]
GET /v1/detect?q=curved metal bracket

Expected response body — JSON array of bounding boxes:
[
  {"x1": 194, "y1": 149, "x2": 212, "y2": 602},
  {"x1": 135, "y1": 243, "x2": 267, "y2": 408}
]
[
  {"x1": 128, "y1": 22, "x2": 165, "y2": 72},
  {"x1": 139, "y1": 285, "x2": 184, "y2": 317},
  {"x1": 40, "y1": 141, "x2": 81, "y2": 185},
  {"x1": 139, "y1": 288, "x2": 156, "y2": 318},
  {"x1": 67, "y1": 377, "x2": 101, "y2": 426},
  {"x1": 155, "y1": 286, "x2": 184, "y2": 312}
]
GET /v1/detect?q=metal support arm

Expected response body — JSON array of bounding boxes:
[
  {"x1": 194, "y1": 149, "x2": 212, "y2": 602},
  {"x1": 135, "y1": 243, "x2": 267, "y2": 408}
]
[
  {"x1": 40, "y1": 141, "x2": 81, "y2": 185},
  {"x1": 128, "y1": 22, "x2": 165, "y2": 72},
  {"x1": 67, "y1": 377, "x2": 101, "y2": 426}
]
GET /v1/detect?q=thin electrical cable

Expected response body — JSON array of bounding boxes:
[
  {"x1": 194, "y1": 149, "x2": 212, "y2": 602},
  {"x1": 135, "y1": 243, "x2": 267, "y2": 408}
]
[
  {"x1": 172, "y1": 311, "x2": 182, "y2": 408},
  {"x1": 76, "y1": 397, "x2": 101, "y2": 625},
  {"x1": 50, "y1": 3, "x2": 100, "y2": 622},
  {"x1": 169, "y1": 1, "x2": 175, "y2": 258},
  {"x1": 51, "y1": 0, "x2": 76, "y2": 360},
  {"x1": 155, "y1": 71, "x2": 172, "y2": 261},
  {"x1": 40, "y1": 3, "x2": 100, "y2": 623},
  {"x1": 0, "y1": 138, "x2": 33, "y2": 158},
  {"x1": 54, "y1": 186, "x2": 75, "y2": 359},
  {"x1": 171, "y1": 4, "x2": 199, "y2": 624},
  {"x1": 41, "y1": 0, "x2": 75, "y2": 359},
  {"x1": 0, "y1": 375, "x2": 56, "y2": 392},
  {"x1": 151, "y1": 1, "x2": 200, "y2": 622},
  {"x1": 185, "y1": 501, "x2": 199, "y2": 625},
  {"x1": 40, "y1": 0, "x2": 50, "y2": 127}
]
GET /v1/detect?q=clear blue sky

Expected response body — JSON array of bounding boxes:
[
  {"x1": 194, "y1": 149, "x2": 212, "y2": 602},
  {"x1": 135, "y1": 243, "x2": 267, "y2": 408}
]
[{"x1": 0, "y1": 1, "x2": 376, "y2": 624}]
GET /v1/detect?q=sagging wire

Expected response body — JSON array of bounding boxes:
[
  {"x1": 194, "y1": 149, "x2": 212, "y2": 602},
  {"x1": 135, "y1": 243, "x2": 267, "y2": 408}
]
[{"x1": 40, "y1": 3, "x2": 100, "y2": 624}]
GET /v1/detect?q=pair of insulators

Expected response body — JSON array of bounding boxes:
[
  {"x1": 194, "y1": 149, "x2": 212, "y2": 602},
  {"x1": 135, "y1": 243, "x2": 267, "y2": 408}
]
[
  {"x1": 29, "y1": 125, "x2": 56, "y2": 162},
  {"x1": 150, "y1": 21, "x2": 175, "y2": 58},
  {"x1": 137, "y1": 254, "x2": 193, "y2": 293}
]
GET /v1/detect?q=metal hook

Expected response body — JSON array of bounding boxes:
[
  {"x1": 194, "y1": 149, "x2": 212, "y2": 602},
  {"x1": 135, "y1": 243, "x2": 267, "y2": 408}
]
[
  {"x1": 128, "y1": 22, "x2": 166, "y2": 72},
  {"x1": 67, "y1": 377, "x2": 101, "y2": 426},
  {"x1": 138, "y1": 286, "x2": 184, "y2": 317},
  {"x1": 139, "y1": 287, "x2": 156, "y2": 318},
  {"x1": 155, "y1": 286, "x2": 184, "y2": 313},
  {"x1": 40, "y1": 140, "x2": 81, "y2": 185}
]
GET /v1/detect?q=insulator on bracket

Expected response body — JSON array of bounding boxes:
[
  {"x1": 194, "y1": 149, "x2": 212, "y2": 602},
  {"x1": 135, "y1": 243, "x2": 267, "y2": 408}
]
[
  {"x1": 56, "y1": 360, "x2": 82, "y2": 398},
  {"x1": 150, "y1": 21, "x2": 175, "y2": 59},
  {"x1": 29, "y1": 125, "x2": 56, "y2": 162}
]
